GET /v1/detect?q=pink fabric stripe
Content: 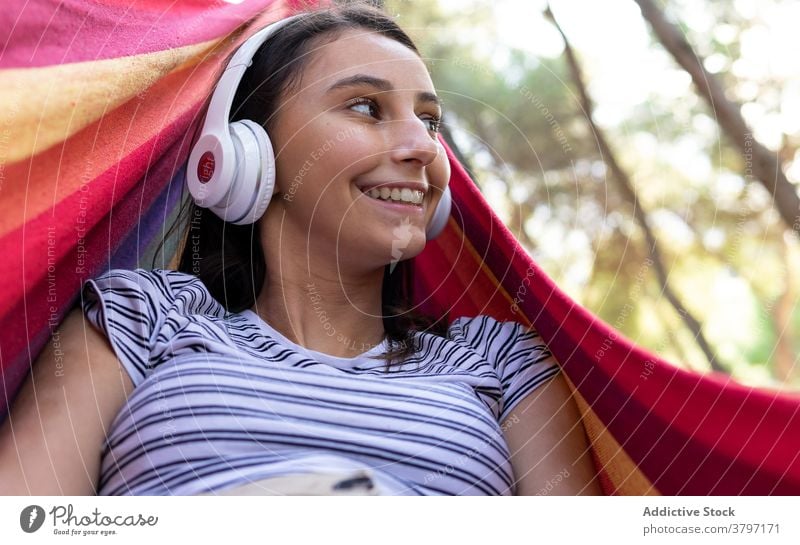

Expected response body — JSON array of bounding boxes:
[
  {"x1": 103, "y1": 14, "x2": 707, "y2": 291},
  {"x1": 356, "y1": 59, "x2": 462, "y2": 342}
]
[{"x1": 0, "y1": 0, "x2": 279, "y2": 68}]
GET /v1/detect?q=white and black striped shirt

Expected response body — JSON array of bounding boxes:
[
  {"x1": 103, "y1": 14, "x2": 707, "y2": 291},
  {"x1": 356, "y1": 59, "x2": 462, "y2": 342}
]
[{"x1": 82, "y1": 268, "x2": 561, "y2": 495}]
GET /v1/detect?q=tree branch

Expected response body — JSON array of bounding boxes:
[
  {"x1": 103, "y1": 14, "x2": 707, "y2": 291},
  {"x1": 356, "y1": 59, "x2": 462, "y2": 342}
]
[
  {"x1": 545, "y1": 4, "x2": 727, "y2": 373},
  {"x1": 633, "y1": 0, "x2": 800, "y2": 238}
]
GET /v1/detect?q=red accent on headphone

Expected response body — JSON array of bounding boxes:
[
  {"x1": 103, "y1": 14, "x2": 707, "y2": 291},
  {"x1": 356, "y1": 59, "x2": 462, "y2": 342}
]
[{"x1": 197, "y1": 151, "x2": 216, "y2": 183}]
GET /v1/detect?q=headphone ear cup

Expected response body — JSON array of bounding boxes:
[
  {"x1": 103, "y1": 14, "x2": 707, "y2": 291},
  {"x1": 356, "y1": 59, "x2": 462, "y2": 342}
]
[
  {"x1": 426, "y1": 185, "x2": 452, "y2": 240},
  {"x1": 237, "y1": 119, "x2": 277, "y2": 225},
  {"x1": 208, "y1": 120, "x2": 276, "y2": 225}
]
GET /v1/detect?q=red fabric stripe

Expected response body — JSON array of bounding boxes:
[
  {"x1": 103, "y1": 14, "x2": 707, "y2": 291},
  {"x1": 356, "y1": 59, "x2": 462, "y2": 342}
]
[
  {"x1": 526, "y1": 255, "x2": 800, "y2": 491},
  {"x1": 413, "y1": 226, "x2": 516, "y2": 322},
  {"x1": 581, "y1": 363, "x2": 800, "y2": 494}
]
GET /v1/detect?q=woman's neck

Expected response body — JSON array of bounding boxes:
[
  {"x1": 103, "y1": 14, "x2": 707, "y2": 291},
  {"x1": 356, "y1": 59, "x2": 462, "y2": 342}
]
[{"x1": 251, "y1": 252, "x2": 387, "y2": 359}]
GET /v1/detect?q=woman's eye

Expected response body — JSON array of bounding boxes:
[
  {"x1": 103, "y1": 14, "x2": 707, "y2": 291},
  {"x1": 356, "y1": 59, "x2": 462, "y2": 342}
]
[
  {"x1": 422, "y1": 116, "x2": 442, "y2": 134},
  {"x1": 347, "y1": 98, "x2": 379, "y2": 118},
  {"x1": 346, "y1": 98, "x2": 442, "y2": 134}
]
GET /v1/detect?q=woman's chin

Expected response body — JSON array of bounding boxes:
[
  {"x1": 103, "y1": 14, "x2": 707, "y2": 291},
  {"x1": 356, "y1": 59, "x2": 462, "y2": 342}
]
[
  {"x1": 334, "y1": 224, "x2": 426, "y2": 266},
  {"x1": 386, "y1": 237, "x2": 427, "y2": 264}
]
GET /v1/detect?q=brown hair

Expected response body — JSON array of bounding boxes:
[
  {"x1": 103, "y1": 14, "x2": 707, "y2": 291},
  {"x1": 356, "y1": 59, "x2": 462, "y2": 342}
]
[{"x1": 159, "y1": 2, "x2": 449, "y2": 370}]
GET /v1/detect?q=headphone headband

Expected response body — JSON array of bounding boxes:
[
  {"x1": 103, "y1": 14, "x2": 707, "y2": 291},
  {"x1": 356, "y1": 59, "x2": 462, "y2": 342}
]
[
  {"x1": 186, "y1": 15, "x2": 301, "y2": 209},
  {"x1": 203, "y1": 14, "x2": 302, "y2": 134}
]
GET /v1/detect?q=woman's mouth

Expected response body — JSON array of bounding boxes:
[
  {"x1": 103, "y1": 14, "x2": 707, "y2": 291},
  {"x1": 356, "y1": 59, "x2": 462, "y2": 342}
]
[{"x1": 362, "y1": 186, "x2": 424, "y2": 206}]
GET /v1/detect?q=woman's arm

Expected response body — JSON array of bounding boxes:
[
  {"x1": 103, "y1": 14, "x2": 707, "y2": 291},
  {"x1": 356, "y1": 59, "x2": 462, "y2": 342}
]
[
  {"x1": 0, "y1": 307, "x2": 133, "y2": 495},
  {"x1": 501, "y1": 372, "x2": 602, "y2": 495}
]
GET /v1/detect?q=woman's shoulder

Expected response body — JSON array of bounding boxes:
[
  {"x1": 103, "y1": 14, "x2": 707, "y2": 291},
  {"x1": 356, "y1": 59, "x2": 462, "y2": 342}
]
[
  {"x1": 84, "y1": 267, "x2": 222, "y2": 316},
  {"x1": 88, "y1": 267, "x2": 205, "y2": 296},
  {"x1": 447, "y1": 314, "x2": 535, "y2": 342},
  {"x1": 92, "y1": 267, "x2": 199, "y2": 285},
  {"x1": 417, "y1": 314, "x2": 537, "y2": 360}
]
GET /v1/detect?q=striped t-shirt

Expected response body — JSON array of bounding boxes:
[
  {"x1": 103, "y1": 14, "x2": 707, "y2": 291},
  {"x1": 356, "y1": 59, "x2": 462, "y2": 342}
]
[{"x1": 81, "y1": 268, "x2": 561, "y2": 496}]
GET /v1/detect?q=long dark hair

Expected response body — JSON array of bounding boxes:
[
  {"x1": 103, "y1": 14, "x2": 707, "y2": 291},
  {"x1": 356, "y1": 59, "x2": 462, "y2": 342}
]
[{"x1": 157, "y1": 3, "x2": 449, "y2": 370}]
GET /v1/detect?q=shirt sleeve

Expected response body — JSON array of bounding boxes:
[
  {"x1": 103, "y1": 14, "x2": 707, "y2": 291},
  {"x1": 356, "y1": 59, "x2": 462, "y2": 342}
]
[
  {"x1": 454, "y1": 315, "x2": 561, "y2": 424},
  {"x1": 495, "y1": 320, "x2": 561, "y2": 424},
  {"x1": 81, "y1": 268, "x2": 175, "y2": 387}
]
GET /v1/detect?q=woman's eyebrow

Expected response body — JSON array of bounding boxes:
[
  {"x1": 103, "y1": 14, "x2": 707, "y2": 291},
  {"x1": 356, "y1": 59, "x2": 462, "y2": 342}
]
[{"x1": 326, "y1": 73, "x2": 442, "y2": 108}]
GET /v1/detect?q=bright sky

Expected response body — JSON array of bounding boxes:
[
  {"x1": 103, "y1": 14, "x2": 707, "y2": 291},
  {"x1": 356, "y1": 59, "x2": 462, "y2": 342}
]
[{"x1": 439, "y1": 0, "x2": 800, "y2": 152}]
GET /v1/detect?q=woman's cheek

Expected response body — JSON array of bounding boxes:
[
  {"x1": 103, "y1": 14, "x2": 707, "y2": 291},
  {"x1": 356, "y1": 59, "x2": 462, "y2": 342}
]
[{"x1": 328, "y1": 129, "x2": 381, "y2": 170}]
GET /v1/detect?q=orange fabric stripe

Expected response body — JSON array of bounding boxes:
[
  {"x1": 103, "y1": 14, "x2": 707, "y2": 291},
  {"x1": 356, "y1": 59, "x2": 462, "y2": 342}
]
[
  {"x1": 0, "y1": 45, "x2": 224, "y2": 238},
  {"x1": 567, "y1": 374, "x2": 660, "y2": 496},
  {"x1": 0, "y1": 39, "x2": 220, "y2": 165}
]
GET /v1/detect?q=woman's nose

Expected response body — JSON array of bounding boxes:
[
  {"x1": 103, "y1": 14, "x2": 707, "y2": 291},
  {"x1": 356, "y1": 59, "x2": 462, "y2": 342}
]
[{"x1": 386, "y1": 117, "x2": 440, "y2": 167}]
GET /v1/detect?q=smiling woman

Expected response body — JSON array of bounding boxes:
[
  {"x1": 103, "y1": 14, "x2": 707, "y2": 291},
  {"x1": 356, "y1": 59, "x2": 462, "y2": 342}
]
[
  {"x1": 0, "y1": 1, "x2": 599, "y2": 496},
  {"x1": 188, "y1": 5, "x2": 454, "y2": 366}
]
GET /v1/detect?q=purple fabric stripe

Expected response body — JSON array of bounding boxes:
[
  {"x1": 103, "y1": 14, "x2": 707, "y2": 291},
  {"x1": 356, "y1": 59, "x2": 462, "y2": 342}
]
[{"x1": 111, "y1": 165, "x2": 186, "y2": 271}]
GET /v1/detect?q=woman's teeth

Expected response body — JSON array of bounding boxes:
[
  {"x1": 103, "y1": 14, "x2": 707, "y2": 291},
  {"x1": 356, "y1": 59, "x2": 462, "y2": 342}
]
[{"x1": 365, "y1": 187, "x2": 424, "y2": 206}]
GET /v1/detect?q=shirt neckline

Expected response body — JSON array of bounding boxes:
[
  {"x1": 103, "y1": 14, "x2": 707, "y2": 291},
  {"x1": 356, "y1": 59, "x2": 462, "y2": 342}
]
[{"x1": 241, "y1": 309, "x2": 389, "y2": 367}]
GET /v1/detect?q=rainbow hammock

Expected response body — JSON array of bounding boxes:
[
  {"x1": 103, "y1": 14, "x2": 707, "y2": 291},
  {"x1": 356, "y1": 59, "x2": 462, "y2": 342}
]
[{"x1": 2, "y1": 0, "x2": 798, "y2": 495}]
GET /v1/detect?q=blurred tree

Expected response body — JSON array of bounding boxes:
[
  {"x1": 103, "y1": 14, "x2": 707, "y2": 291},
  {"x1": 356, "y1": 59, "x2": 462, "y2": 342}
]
[
  {"x1": 631, "y1": 0, "x2": 800, "y2": 382},
  {"x1": 544, "y1": 4, "x2": 725, "y2": 372},
  {"x1": 633, "y1": 0, "x2": 800, "y2": 237}
]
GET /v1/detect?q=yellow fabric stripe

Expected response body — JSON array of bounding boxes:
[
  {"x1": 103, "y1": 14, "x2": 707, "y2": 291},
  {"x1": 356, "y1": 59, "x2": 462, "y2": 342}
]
[
  {"x1": 567, "y1": 374, "x2": 660, "y2": 496},
  {"x1": 0, "y1": 38, "x2": 221, "y2": 164}
]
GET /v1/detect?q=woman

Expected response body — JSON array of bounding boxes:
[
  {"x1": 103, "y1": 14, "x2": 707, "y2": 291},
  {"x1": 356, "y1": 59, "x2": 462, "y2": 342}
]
[{"x1": 0, "y1": 3, "x2": 600, "y2": 495}]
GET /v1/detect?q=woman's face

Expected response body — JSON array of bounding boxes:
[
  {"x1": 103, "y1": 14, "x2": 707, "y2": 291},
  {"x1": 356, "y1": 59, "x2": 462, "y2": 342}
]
[{"x1": 265, "y1": 28, "x2": 450, "y2": 271}]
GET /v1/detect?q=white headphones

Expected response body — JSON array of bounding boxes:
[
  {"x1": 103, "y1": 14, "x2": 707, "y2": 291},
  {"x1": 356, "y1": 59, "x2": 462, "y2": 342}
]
[{"x1": 185, "y1": 14, "x2": 452, "y2": 239}]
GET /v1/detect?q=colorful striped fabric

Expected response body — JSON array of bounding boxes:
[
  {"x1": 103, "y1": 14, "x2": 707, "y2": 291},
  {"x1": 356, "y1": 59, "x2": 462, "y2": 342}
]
[
  {"x1": 2, "y1": 0, "x2": 798, "y2": 495},
  {"x1": 1, "y1": 0, "x2": 299, "y2": 413}
]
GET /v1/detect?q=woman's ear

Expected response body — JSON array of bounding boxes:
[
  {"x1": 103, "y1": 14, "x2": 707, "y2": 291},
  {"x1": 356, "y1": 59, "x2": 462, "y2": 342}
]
[{"x1": 272, "y1": 177, "x2": 282, "y2": 197}]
